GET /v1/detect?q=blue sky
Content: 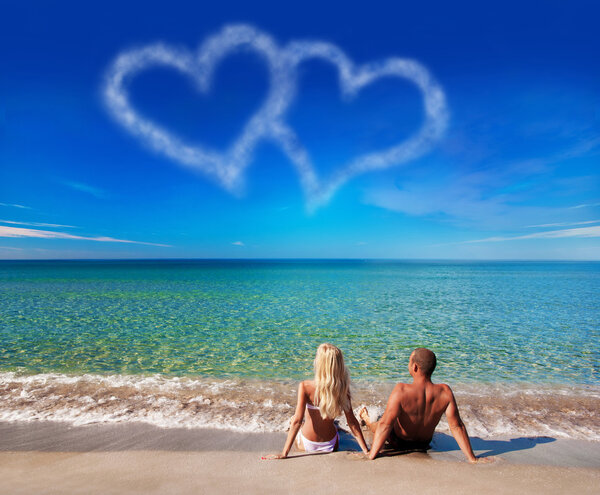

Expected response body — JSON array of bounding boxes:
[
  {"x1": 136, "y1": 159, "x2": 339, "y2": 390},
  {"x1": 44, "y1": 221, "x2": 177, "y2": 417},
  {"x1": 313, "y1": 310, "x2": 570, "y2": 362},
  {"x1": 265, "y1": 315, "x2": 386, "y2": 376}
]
[{"x1": 0, "y1": 0, "x2": 599, "y2": 259}]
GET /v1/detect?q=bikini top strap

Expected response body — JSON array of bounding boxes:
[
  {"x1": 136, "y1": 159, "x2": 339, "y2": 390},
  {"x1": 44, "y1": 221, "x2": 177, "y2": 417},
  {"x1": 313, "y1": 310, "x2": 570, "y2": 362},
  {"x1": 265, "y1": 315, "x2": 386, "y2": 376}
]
[{"x1": 306, "y1": 390, "x2": 319, "y2": 410}]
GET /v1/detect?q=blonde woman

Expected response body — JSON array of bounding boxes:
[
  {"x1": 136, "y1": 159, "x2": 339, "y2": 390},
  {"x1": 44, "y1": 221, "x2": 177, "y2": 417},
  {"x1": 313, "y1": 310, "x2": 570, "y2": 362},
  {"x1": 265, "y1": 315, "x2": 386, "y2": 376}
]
[{"x1": 263, "y1": 343, "x2": 369, "y2": 459}]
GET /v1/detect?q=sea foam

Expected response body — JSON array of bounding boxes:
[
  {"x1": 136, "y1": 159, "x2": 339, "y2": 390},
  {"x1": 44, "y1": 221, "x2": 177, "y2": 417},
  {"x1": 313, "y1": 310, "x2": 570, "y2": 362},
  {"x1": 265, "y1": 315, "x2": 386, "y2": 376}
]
[{"x1": 1, "y1": 372, "x2": 598, "y2": 440}]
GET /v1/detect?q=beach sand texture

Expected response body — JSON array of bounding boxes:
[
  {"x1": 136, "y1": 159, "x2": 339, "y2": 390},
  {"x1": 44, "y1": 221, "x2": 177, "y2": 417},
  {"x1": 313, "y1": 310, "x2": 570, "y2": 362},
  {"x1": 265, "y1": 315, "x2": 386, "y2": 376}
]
[{"x1": 1, "y1": 422, "x2": 599, "y2": 494}]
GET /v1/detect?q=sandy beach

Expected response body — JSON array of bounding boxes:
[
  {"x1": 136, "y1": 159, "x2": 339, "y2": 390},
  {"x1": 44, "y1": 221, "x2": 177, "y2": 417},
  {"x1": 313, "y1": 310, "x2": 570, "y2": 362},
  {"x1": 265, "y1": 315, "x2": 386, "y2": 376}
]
[
  {"x1": 1, "y1": 262, "x2": 599, "y2": 494},
  {"x1": 1, "y1": 421, "x2": 599, "y2": 494}
]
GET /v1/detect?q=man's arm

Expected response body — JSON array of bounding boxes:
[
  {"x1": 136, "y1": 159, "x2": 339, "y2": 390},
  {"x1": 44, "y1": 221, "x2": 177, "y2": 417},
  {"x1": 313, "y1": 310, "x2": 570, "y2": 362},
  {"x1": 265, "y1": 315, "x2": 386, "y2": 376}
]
[
  {"x1": 368, "y1": 385, "x2": 402, "y2": 460},
  {"x1": 444, "y1": 387, "x2": 478, "y2": 463}
]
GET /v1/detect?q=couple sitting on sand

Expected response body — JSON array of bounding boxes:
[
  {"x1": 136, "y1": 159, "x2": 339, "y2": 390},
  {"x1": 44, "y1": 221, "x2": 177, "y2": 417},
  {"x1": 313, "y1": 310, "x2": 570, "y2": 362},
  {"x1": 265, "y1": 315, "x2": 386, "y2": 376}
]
[{"x1": 265, "y1": 343, "x2": 487, "y2": 462}]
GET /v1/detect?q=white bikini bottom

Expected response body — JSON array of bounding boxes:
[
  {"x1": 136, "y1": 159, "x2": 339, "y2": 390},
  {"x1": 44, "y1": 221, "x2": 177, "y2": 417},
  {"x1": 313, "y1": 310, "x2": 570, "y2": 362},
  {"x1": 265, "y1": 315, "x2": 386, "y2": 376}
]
[{"x1": 297, "y1": 429, "x2": 339, "y2": 453}]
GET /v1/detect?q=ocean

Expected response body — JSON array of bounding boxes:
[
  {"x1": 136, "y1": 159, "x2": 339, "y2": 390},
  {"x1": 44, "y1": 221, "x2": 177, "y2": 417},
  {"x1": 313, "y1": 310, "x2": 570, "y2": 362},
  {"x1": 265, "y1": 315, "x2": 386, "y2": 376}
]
[{"x1": 1, "y1": 260, "x2": 599, "y2": 439}]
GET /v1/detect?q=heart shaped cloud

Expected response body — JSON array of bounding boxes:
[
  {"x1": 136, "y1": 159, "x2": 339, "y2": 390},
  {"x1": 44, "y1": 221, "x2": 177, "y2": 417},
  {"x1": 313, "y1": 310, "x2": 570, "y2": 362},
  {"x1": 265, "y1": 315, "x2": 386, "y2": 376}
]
[
  {"x1": 278, "y1": 41, "x2": 448, "y2": 210},
  {"x1": 103, "y1": 24, "x2": 448, "y2": 209},
  {"x1": 103, "y1": 25, "x2": 291, "y2": 193}
]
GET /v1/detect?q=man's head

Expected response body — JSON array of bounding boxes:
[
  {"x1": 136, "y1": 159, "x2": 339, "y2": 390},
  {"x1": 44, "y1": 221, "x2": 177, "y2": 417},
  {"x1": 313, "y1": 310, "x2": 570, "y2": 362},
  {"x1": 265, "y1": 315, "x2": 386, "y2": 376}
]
[{"x1": 409, "y1": 348, "x2": 437, "y2": 377}]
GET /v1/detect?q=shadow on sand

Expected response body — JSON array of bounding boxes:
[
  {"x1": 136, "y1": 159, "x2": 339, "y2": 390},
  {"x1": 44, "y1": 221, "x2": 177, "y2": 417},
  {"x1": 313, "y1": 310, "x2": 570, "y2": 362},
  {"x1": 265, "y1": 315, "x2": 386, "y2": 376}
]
[
  {"x1": 430, "y1": 432, "x2": 556, "y2": 457},
  {"x1": 339, "y1": 429, "x2": 556, "y2": 459},
  {"x1": 338, "y1": 429, "x2": 427, "y2": 457}
]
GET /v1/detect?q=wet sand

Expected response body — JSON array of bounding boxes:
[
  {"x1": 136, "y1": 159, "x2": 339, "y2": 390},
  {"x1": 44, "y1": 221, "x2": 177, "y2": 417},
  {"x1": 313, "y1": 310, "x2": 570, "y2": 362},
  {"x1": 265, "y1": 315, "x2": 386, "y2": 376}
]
[{"x1": 1, "y1": 421, "x2": 599, "y2": 494}]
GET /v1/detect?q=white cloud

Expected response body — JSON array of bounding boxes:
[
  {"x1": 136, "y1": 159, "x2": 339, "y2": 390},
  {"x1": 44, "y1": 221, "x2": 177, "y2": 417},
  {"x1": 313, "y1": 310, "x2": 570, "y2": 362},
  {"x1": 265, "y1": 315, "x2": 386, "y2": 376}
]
[
  {"x1": 0, "y1": 203, "x2": 31, "y2": 209},
  {"x1": 61, "y1": 180, "x2": 107, "y2": 199},
  {"x1": 103, "y1": 25, "x2": 288, "y2": 195},
  {"x1": 0, "y1": 219, "x2": 76, "y2": 229},
  {"x1": 464, "y1": 225, "x2": 600, "y2": 243},
  {"x1": 232, "y1": 241, "x2": 244, "y2": 246},
  {"x1": 570, "y1": 202, "x2": 600, "y2": 209},
  {"x1": 362, "y1": 179, "x2": 538, "y2": 229},
  {"x1": 0, "y1": 225, "x2": 170, "y2": 247},
  {"x1": 103, "y1": 24, "x2": 447, "y2": 210},
  {"x1": 280, "y1": 41, "x2": 448, "y2": 210},
  {"x1": 526, "y1": 220, "x2": 600, "y2": 228},
  {"x1": 363, "y1": 139, "x2": 600, "y2": 229}
]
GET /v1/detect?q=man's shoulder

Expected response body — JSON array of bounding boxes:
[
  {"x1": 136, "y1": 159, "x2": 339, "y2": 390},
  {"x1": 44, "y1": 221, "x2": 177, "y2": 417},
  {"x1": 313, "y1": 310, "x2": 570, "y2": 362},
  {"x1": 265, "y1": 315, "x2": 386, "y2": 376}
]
[
  {"x1": 432, "y1": 382, "x2": 454, "y2": 398},
  {"x1": 391, "y1": 382, "x2": 410, "y2": 395}
]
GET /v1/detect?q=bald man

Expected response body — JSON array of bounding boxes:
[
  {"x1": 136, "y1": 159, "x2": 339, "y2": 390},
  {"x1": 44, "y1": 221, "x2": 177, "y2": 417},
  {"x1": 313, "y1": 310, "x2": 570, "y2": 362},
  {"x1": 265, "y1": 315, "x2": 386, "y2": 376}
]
[{"x1": 360, "y1": 348, "x2": 488, "y2": 463}]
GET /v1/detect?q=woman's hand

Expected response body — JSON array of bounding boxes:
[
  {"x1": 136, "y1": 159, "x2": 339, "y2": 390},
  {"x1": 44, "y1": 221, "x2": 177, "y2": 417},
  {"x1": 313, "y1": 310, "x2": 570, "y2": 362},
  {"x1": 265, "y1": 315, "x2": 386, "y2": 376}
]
[
  {"x1": 470, "y1": 456, "x2": 496, "y2": 464},
  {"x1": 261, "y1": 453, "x2": 286, "y2": 460},
  {"x1": 345, "y1": 451, "x2": 370, "y2": 460}
]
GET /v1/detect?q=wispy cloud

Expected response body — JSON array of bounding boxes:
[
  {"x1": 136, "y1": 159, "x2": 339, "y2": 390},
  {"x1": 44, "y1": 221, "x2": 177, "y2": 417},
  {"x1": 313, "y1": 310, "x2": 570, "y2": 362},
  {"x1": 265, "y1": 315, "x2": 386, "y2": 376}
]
[
  {"x1": 60, "y1": 180, "x2": 107, "y2": 199},
  {"x1": 569, "y1": 202, "x2": 600, "y2": 209},
  {"x1": 363, "y1": 138, "x2": 600, "y2": 229},
  {"x1": 103, "y1": 24, "x2": 447, "y2": 210},
  {"x1": 0, "y1": 219, "x2": 77, "y2": 229},
  {"x1": 526, "y1": 220, "x2": 600, "y2": 228},
  {"x1": 362, "y1": 178, "x2": 550, "y2": 229},
  {"x1": 0, "y1": 203, "x2": 31, "y2": 209},
  {"x1": 464, "y1": 225, "x2": 600, "y2": 243},
  {"x1": 232, "y1": 241, "x2": 244, "y2": 246},
  {"x1": 0, "y1": 226, "x2": 170, "y2": 247}
]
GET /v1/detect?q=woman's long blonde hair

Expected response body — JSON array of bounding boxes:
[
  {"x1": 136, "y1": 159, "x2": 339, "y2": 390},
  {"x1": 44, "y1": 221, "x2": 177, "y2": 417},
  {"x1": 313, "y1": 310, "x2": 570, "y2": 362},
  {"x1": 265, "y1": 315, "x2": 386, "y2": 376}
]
[{"x1": 313, "y1": 343, "x2": 351, "y2": 419}]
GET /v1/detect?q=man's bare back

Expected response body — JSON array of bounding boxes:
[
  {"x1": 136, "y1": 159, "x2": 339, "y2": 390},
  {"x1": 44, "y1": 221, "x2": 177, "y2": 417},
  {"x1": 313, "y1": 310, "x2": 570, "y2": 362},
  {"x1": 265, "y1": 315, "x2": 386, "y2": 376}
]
[
  {"x1": 363, "y1": 348, "x2": 486, "y2": 463},
  {"x1": 382, "y1": 381, "x2": 453, "y2": 444}
]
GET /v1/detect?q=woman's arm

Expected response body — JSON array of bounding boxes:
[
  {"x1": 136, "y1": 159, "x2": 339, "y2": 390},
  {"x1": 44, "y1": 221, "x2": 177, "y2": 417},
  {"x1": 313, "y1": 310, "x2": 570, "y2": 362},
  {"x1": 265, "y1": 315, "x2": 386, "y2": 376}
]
[
  {"x1": 344, "y1": 402, "x2": 369, "y2": 455},
  {"x1": 263, "y1": 381, "x2": 307, "y2": 459}
]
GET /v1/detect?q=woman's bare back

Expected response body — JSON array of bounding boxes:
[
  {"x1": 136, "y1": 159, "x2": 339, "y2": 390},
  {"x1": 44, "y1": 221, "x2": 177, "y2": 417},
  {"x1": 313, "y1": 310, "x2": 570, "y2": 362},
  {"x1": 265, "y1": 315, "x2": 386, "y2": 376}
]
[{"x1": 300, "y1": 380, "x2": 338, "y2": 442}]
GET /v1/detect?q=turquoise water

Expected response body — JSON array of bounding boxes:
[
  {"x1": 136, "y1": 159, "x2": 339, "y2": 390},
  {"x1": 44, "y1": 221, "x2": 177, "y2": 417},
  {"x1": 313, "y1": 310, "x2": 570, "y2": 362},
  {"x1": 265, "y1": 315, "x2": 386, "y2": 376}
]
[{"x1": 1, "y1": 260, "x2": 598, "y2": 385}]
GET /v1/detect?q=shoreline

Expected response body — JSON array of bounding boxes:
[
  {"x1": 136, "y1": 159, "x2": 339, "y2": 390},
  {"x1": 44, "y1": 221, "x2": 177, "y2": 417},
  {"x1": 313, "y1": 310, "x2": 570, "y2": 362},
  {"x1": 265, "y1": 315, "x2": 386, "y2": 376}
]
[
  {"x1": 1, "y1": 421, "x2": 599, "y2": 494},
  {"x1": 1, "y1": 420, "x2": 600, "y2": 467},
  {"x1": 3, "y1": 372, "x2": 599, "y2": 440}
]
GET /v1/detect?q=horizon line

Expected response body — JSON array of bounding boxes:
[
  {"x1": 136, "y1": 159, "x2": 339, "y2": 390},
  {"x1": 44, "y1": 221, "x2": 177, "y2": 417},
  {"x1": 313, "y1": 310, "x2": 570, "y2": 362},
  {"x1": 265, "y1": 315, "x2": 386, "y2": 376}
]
[{"x1": 0, "y1": 257, "x2": 598, "y2": 263}]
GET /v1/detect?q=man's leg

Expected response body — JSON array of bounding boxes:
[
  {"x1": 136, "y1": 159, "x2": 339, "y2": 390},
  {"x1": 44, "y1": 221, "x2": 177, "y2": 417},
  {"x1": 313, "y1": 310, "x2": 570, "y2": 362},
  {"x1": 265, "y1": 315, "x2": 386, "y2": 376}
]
[
  {"x1": 359, "y1": 407, "x2": 378, "y2": 434},
  {"x1": 360, "y1": 408, "x2": 427, "y2": 452}
]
